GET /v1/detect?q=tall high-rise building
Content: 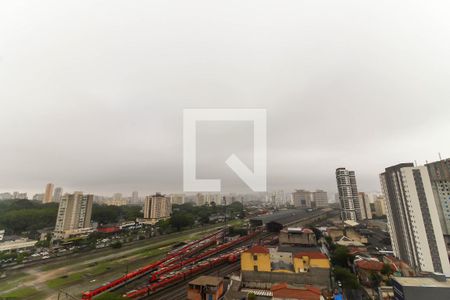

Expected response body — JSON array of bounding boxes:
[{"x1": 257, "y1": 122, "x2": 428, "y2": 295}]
[
  {"x1": 53, "y1": 187, "x2": 63, "y2": 203},
  {"x1": 54, "y1": 192, "x2": 93, "y2": 239},
  {"x1": 292, "y1": 190, "x2": 313, "y2": 208},
  {"x1": 380, "y1": 163, "x2": 450, "y2": 274},
  {"x1": 426, "y1": 158, "x2": 450, "y2": 236},
  {"x1": 144, "y1": 193, "x2": 172, "y2": 224},
  {"x1": 357, "y1": 192, "x2": 372, "y2": 220},
  {"x1": 336, "y1": 168, "x2": 360, "y2": 221},
  {"x1": 373, "y1": 195, "x2": 387, "y2": 217},
  {"x1": 43, "y1": 183, "x2": 54, "y2": 203},
  {"x1": 313, "y1": 190, "x2": 328, "y2": 207}
]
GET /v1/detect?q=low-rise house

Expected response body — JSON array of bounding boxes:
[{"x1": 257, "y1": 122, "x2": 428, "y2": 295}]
[
  {"x1": 271, "y1": 283, "x2": 323, "y2": 300},
  {"x1": 326, "y1": 227, "x2": 344, "y2": 241},
  {"x1": 382, "y1": 256, "x2": 415, "y2": 277},
  {"x1": 335, "y1": 236, "x2": 365, "y2": 247},
  {"x1": 241, "y1": 245, "x2": 331, "y2": 288},
  {"x1": 187, "y1": 276, "x2": 224, "y2": 300},
  {"x1": 392, "y1": 274, "x2": 450, "y2": 300},
  {"x1": 279, "y1": 228, "x2": 317, "y2": 246},
  {"x1": 354, "y1": 258, "x2": 385, "y2": 287}
]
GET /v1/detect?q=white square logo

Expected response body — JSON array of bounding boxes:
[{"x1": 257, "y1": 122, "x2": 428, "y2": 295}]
[{"x1": 183, "y1": 109, "x2": 267, "y2": 192}]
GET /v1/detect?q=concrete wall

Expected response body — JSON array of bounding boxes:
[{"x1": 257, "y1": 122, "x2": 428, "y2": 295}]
[{"x1": 241, "y1": 268, "x2": 331, "y2": 288}]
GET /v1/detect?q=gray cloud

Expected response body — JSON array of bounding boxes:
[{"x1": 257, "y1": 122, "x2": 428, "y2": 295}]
[{"x1": 0, "y1": 1, "x2": 449, "y2": 196}]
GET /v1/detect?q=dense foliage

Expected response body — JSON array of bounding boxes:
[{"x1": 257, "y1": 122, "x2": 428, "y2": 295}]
[
  {"x1": 0, "y1": 199, "x2": 143, "y2": 235},
  {"x1": 92, "y1": 204, "x2": 142, "y2": 225},
  {"x1": 0, "y1": 199, "x2": 242, "y2": 235},
  {"x1": 0, "y1": 199, "x2": 59, "y2": 235}
]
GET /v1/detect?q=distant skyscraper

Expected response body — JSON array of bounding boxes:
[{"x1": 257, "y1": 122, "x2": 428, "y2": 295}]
[
  {"x1": 53, "y1": 187, "x2": 63, "y2": 203},
  {"x1": 336, "y1": 168, "x2": 360, "y2": 221},
  {"x1": 170, "y1": 194, "x2": 185, "y2": 205},
  {"x1": 54, "y1": 192, "x2": 93, "y2": 239},
  {"x1": 380, "y1": 163, "x2": 450, "y2": 274},
  {"x1": 426, "y1": 158, "x2": 450, "y2": 236},
  {"x1": 144, "y1": 193, "x2": 171, "y2": 224},
  {"x1": 131, "y1": 191, "x2": 139, "y2": 204},
  {"x1": 196, "y1": 193, "x2": 205, "y2": 206},
  {"x1": 373, "y1": 195, "x2": 386, "y2": 217},
  {"x1": 292, "y1": 190, "x2": 313, "y2": 208},
  {"x1": 43, "y1": 183, "x2": 54, "y2": 203},
  {"x1": 313, "y1": 190, "x2": 328, "y2": 207},
  {"x1": 357, "y1": 192, "x2": 372, "y2": 220}
]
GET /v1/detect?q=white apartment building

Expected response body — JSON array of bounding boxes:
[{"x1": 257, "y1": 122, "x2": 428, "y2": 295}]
[
  {"x1": 380, "y1": 164, "x2": 450, "y2": 274},
  {"x1": 336, "y1": 168, "x2": 360, "y2": 221},
  {"x1": 358, "y1": 192, "x2": 372, "y2": 220},
  {"x1": 426, "y1": 158, "x2": 450, "y2": 236}
]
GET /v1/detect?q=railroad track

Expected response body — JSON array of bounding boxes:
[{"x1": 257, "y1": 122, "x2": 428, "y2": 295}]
[
  {"x1": 123, "y1": 231, "x2": 274, "y2": 299},
  {"x1": 145, "y1": 260, "x2": 241, "y2": 300}
]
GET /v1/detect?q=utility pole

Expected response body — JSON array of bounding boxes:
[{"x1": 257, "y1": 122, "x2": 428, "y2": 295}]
[{"x1": 223, "y1": 196, "x2": 227, "y2": 240}]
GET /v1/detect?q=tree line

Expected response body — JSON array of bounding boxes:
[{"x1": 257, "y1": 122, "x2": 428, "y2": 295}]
[{"x1": 0, "y1": 199, "x2": 142, "y2": 236}]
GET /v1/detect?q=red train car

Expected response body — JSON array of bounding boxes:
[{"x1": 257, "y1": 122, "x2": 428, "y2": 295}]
[{"x1": 81, "y1": 229, "x2": 226, "y2": 300}]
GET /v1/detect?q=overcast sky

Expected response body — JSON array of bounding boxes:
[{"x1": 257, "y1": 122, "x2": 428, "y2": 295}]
[{"x1": 1, "y1": 1, "x2": 449, "y2": 197}]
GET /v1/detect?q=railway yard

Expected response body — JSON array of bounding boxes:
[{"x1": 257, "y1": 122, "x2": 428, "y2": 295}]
[
  {"x1": 0, "y1": 223, "x2": 250, "y2": 300},
  {"x1": 82, "y1": 228, "x2": 271, "y2": 299}
]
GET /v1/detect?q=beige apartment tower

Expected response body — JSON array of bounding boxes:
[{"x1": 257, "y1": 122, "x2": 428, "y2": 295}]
[
  {"x1": 144, "y1": 193, "x2": 172, "y2": 224},
  {"x1": 54, "y1": 192, "x2": 93, "y2": 239},
  {"x1": 43, "y1": 183, "x2": 54, "y2": 203}
]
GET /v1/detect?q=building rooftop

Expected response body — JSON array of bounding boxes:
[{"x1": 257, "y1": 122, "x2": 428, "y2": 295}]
[
  {"x1": 271, "y1": 283, "x2": 322, "y2": 300},
  {"x1": 394, "y1": 276, "x2": 450, "y2": 288},
  {"x1": 245, "y1": 245, "x2": 270, "y2": 254},
  {"x1": 355, "y1": 259, "x2": 384, "y2": 271},
  {"x1": 294, "y1": 252, "x2": 328, "y2": 260},
  {"x1": 285, "y1": 227, "x2": 314, "y2": 234},
  {"x1": 277, "y1": 245, "x2": 321, "y2": 253},
  {"x1": 189, "y1": 275, "x2": 223, "y2": 287}
]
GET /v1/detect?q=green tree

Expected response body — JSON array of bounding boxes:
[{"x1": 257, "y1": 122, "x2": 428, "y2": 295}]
[
  {"x1": 369, "y1": 271, "x2": 383, "y2": 288},
  {"x1": 331, "y1": 245, "x2": 351, "y2": 267},
  {"x1": 334, "y1": 266, "x2": 360, "y2": 289},
  {"x1": 111, "y1": 241, "x2": 122, "y2": 249},
  {"x1": 170, "y1": 212, "x2": 194, "y2": 231},
  {"x1": 381, "y1": 263, "x2": 393, "y2": 276}
]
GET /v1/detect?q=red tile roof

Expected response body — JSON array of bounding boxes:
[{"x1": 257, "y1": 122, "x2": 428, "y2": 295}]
[
  {"x1": 271, "y1": 283, "x2": 321, "y2": 300},
  {"x1": 294, "y1": 252, "x2": 328, "y2": 259},
  {"x1": 246, "y1": 245, "x2": 269, "y2": 254},
  {"x1": 355, "y1": 260, "x2": 384, "y2": 271}
]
